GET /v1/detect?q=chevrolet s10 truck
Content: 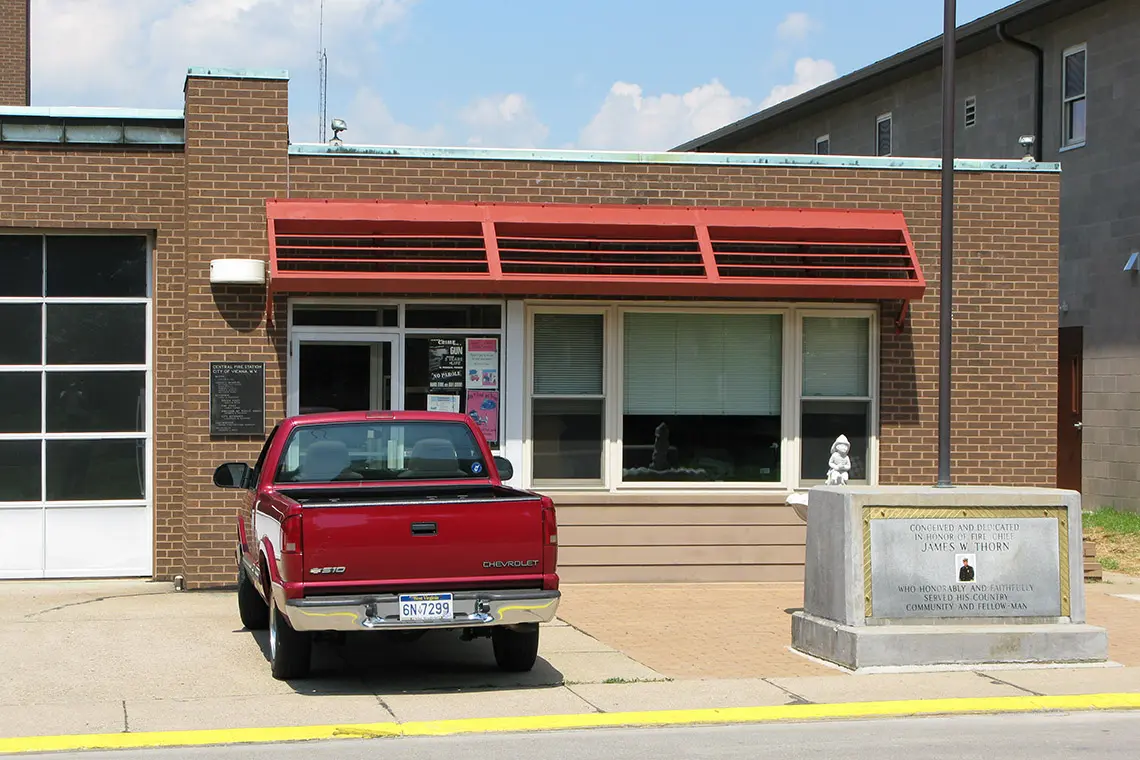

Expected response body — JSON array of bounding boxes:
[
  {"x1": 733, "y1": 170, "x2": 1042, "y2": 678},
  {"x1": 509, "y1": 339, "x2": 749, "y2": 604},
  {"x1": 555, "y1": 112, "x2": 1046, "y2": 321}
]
[{"x1": 212, "y1": 411, "x2": 560, "y2": 680}]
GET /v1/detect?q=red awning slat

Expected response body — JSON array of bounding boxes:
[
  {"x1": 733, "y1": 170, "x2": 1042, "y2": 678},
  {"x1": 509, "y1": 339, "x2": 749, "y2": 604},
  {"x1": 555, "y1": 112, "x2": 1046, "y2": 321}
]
[{"x1": 265, "y1": 199, "x2": 926, "y2": 302}]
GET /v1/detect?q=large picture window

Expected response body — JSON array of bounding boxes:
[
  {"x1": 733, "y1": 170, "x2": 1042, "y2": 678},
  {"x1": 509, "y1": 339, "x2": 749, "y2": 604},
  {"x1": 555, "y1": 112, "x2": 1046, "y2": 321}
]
[
  {"x1": 525, "y1": 304, "x2": 876, "y2": 492},
  {"x1": 622, "y1": 312, "x2": 781, "y2": 483}
]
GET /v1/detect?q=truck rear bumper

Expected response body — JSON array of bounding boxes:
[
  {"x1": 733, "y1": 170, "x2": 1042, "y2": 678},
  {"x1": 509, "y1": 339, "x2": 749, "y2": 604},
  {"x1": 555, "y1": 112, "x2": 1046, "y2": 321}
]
[{"x1": 283, "y1": 589, "x2": 560, "y2": 632}]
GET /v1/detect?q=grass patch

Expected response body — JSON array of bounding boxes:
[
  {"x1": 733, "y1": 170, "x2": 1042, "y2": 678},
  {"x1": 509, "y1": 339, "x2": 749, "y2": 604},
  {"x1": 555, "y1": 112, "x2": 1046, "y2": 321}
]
[{"x1": 1083, "y1": 508, "x2": 1140, "y2": 577}]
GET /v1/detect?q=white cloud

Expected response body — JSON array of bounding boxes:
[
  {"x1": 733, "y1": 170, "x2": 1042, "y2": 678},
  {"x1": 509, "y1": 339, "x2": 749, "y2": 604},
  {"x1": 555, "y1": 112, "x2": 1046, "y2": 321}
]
[
  {"x1": 577, "y1": 80, "x2": 754, "y2": 151},
  {"x1": 776, "y1": 11, "x2": 817, "y2": 41},
  {"x1": 760, "y1": 57, "x2": 838, "y2": 109},
  {"x1": 459, "y1": 93, "x2": 549, "y2": 149},
  {"x1": 31, "y1": 0, "x2": 417, "y2": 122},
  {"x1": 339, "y1": 86, "x2": 447, "y2": 146}
]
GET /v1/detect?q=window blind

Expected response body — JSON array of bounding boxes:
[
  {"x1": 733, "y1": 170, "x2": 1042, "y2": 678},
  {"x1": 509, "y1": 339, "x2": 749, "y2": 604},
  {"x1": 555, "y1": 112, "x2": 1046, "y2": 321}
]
[
  {"x1": 533, "y1": 313, "x2": 603, "y2": 396},
  {"x1": 802, "y1": 317, "x2": 870, "y2": 397},
  {"x1": 623, "y1": 312, "x2": 781, "y2": 416}
]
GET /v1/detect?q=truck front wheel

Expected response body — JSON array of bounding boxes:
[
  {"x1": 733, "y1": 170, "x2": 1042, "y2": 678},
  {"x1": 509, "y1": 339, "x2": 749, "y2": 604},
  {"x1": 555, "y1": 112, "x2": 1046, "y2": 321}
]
[
  {"x1": 491, "y1": 624, "x2": 540, "y2": 672},
  {"x1": 269, "y1": 602, "x2": 312, "y2": 680},
  {"x1": 237, "y1": 566, "x2": 269, "y2": 630}
]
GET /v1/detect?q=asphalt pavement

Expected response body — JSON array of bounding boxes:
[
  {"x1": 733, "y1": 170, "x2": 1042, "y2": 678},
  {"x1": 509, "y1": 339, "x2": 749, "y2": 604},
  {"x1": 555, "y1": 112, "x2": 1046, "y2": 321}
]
[{"x1": 34, "y1": 711, "x2": 1140, "y2": 760}]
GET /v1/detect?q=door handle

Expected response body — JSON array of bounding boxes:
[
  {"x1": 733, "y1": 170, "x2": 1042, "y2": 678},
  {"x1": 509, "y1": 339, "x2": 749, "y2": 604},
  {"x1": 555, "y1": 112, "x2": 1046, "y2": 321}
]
[
  {"x1": 1074, "y1": 421, "x2": 1083, "y2": 430},
  {"x1": 411, "y1": 522, "x2": 438, "y2": 536}
]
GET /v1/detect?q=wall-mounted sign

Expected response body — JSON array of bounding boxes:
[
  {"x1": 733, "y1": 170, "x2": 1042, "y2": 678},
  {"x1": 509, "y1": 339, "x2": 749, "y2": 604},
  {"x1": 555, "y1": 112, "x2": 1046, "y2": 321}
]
[
  {"x1": 465, "y1": 338, "x2": 499, "y2": 389},
  {"x1": 209, "y1": 362, "x2": 265, "y2": 436},
  {"x1": 429, "y1": 338, "x2": 464, "y2": 392}
]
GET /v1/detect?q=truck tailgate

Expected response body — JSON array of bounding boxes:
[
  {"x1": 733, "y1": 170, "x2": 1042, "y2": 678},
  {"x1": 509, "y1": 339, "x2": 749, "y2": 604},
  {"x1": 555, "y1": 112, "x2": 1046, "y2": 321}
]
[{"x1": 288, "y1": 485, "x2": 545, "y2": 590}]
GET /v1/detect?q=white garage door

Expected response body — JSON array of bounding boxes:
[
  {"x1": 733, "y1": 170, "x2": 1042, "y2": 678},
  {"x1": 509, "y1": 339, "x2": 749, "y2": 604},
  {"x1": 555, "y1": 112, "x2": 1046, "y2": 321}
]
[{"x1": 0, "y1": 234, "x2": 152, "y2": 579}]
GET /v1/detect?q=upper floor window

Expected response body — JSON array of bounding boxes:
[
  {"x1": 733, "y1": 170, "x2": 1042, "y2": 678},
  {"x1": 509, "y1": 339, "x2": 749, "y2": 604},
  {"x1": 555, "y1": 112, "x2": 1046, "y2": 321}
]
[
  {"x1": 1062, "y1": 44, "x2": 1086, "y2": 149},
  {"x1": 815, "y1": 134, "x2": 830, "y2": 155},
  {"x1": 875, "y1": 113, "x2": 892, "y2": 157}
]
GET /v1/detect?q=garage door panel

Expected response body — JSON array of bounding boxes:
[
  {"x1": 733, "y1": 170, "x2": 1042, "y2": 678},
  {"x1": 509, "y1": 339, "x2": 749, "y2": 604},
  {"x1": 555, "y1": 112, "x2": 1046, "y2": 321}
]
[
  {"x1": 0, "y1": 508, "x2": 44, "y2": 579},
  {"x1": 44, "y1": 506, "x2": 151, "y2": 578}
]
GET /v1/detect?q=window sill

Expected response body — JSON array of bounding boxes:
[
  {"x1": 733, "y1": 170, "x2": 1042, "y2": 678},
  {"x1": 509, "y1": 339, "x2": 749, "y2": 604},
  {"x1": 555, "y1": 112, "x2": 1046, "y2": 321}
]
[
  {"x1": 533, "y1": 489, "x2": 793, "y2": 506},
  {"x1": 1059, "y1": 141, "x2": 1086, "y2": 153}
]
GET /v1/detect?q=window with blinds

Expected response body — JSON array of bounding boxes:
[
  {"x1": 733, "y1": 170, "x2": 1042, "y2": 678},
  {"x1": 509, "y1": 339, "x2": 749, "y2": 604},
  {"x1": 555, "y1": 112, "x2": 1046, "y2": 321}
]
[
  {"x1": 531, "y1": 312, "x2": 605, "y2": 482},
  {"x1": 533, "y1": 313, "x2": 603, "y2": 396},
  {"x1": 623, "y1": 313, "x2": 782, "y2": 416},
  {"x1": 800, "y1": 315, "x2": 871, "y2": 483},
  {"x1": 621, "y1": 312, "x2": 783, "y2": 484},
  {"x1": 802, "y1": 317, "x2": 870, "y2": 397}
]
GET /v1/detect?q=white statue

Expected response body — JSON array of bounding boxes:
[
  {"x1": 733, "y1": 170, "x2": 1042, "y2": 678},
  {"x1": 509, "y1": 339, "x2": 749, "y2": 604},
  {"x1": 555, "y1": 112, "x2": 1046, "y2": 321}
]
[{"x1": 826, "y1": 435, "x2": 851, "y2": 486}]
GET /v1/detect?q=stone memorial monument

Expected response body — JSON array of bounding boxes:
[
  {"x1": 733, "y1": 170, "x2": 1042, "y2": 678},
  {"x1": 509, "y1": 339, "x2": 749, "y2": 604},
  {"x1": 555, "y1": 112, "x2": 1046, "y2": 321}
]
[{"x1": 790, "y1": 484, "x2": 1109, "y2": 670}]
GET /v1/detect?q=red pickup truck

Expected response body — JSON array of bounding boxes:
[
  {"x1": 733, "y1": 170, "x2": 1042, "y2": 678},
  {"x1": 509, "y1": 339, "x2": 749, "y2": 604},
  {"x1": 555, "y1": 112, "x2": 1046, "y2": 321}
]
[{"x1": 212, "y1": 410, "x2": 559, "y2": 680}]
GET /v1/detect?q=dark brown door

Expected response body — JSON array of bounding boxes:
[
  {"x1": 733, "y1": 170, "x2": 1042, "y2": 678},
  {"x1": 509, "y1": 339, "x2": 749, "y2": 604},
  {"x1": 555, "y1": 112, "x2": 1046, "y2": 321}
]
[{"x1": 1057, "y1": 326, "x2": 1083, "y2": 491}]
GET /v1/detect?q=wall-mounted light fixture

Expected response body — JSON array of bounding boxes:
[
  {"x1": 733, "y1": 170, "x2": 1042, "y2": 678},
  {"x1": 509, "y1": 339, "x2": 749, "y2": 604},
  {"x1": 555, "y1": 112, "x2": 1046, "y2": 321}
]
[{"x1": 210, "y1": 259, "x2": 266, "y2": 285}]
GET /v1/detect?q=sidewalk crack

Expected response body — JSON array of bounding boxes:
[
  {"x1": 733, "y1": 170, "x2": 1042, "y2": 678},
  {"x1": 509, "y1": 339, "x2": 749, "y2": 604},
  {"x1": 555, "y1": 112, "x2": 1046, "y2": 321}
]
[
  {"x1": 975, "y1": 670, "x2": 1043, "y2": 696},
  {"x1": 26, "y1": 591, "x2": 167, "y2": 619},
  {"x1": 761, "y1": 677, "x2": 813, "y2": 705},
  {"x1": 564, "y1": 684, "x2": 605, "y2": 713},
  {"x1": 121, "y1": 700, "x2": 129, "y2": 733},
  {"x1": 373, "y1": 693, "x2": 398, "y2": 720}
]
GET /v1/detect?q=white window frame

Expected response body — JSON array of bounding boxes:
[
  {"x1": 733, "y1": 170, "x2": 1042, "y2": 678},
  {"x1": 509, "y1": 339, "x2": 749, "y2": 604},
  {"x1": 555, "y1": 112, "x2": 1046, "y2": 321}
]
[
  {"x1": 964, "y1": 95, "x2": 977, "y2": 129},
  {"x1": 1061, "y1": 43, "x2": 1087, "y2": 151},
  {"x1": 524, "y1": 305, "x2": 610, "y2": 489},
  {"x1": 522, "y1": 300, "x2": 880, "y2": 494},
  {"x1": 285, "y1": 298, "x2": 507, "y2": 453},
  {"x1": 0, "y1": 232, "x2": 154, "y2": 579},
  {"x1": 792, "y1": 309, "x2": 879, "y2": 489},
  {"x1": 815, "y1": 134, "x2": 830, "y2": 155},
  {"x1": 875, "y1": 112, "x2": 893, "y2": 157}
]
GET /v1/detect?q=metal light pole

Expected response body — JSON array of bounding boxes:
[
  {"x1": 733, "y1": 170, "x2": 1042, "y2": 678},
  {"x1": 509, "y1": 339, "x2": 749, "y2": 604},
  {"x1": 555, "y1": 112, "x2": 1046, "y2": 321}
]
[{"x1": 937, "y1": 0, "x2": 956, "y2": 487}]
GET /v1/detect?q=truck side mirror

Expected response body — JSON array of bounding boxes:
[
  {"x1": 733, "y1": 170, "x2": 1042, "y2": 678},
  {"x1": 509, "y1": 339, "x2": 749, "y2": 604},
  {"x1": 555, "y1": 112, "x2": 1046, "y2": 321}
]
[
  {"x1": 213, "y1": 462, "x2": 251, "y2": 489},
  {"x1": 493, "y1": 456, "x2": 514, "y2": 481}
]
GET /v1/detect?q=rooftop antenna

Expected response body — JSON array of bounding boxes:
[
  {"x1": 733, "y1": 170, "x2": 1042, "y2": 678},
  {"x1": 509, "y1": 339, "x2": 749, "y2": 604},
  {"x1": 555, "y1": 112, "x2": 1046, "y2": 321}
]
[{"x1": 317, "y1": 0, "x2": 328, "y2": 142}]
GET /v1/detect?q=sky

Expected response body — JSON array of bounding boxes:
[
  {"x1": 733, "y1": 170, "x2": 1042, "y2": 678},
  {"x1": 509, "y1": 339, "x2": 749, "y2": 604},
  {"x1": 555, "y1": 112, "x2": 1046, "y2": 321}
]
[{"x1": 29, "y1": 0, "x2": 1014, "y2": 151}]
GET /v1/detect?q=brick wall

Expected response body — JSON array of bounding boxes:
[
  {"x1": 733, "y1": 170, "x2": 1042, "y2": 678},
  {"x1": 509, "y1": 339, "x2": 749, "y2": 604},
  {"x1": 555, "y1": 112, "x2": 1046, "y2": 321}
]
[
  {"x1": 0, "y1": 146, "x2": 187, "y2": 577},
  {"x1": 286, "y1": 157, "x2": 1060, "y2": 487},
  {"x1": 0, "y1": 0, "x2": 29, "y2": 106},
  {"x1": 181, "y1": 73, "x2": 290, "y2": 587}
]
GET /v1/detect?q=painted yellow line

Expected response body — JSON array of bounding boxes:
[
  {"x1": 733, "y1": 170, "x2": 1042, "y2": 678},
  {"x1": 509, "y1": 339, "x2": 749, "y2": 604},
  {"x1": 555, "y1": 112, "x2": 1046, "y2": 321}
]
[{"x1": 1, "y1": 693, "x2": 1139, "y2": 755}]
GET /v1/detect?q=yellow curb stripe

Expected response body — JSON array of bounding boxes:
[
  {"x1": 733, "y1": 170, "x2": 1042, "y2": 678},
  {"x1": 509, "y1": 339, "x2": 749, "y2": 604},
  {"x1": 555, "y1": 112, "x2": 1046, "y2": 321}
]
[{"x1": 2, "y1": 693, "x2": 1139, "y2": 755}]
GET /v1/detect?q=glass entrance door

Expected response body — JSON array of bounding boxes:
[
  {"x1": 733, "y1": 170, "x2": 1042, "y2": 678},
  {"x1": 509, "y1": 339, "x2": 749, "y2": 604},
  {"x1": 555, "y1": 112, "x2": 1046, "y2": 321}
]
[{"x1": 288, "y1": 332, "x2": 400, "y2": 416}]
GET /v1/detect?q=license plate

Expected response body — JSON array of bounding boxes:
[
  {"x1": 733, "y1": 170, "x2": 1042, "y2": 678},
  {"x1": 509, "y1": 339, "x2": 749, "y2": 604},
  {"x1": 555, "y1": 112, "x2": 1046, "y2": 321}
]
[{"x1": 398, "y1": 593, "x2": 454, "y2": 622}]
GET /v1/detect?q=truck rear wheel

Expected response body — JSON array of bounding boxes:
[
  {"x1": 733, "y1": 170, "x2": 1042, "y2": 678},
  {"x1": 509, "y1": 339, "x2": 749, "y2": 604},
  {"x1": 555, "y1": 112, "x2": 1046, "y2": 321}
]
[
  {"x1": 269, "y1": 602, "x2": 312, "y2": 680},
  {"x1": 237, "y1": 566, "x2": 269, "y2": 630},
  {"x1": 491, "y1": 624, "x2": 540, "y2": 672}
]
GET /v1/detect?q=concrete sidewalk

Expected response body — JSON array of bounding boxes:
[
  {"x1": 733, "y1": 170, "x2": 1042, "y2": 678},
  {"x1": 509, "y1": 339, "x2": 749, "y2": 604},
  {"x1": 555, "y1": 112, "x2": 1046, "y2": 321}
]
[{"x1": 1, "y1": 578, "x2": 1139, "y2": 746}]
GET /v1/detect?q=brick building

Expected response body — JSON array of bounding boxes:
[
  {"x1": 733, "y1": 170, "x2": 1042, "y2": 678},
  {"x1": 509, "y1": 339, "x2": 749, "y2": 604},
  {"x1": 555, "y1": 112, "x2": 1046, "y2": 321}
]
[
  {"x1": 678, "y1": 0, "x2": 1140, "y2": 511},
  {"x1": 1, "y1": 0, "x2": 1061, "y2": 586}
]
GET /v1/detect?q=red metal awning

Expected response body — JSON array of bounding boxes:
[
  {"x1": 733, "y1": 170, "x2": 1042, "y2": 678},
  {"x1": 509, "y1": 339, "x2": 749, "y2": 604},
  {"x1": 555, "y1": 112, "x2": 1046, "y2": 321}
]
[{"x1": 265, "y1": 199, "x2": 926, "y2": 302}]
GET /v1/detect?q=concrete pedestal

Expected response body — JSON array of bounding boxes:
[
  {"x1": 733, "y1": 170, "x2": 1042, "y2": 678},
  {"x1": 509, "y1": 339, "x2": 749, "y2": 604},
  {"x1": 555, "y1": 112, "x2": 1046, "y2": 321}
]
[{"x1": 790, "y1": 486, "x2": 1109, "y2": 671}]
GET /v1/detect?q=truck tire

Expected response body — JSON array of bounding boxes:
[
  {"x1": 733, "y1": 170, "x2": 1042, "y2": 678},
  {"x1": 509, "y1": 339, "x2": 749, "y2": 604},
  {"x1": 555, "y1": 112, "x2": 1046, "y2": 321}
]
[
  {"x1": 491, "y1": 624, "x2": 540, "y2": 672},
  {"x1": 237, "y1": 566, "x2": 269, "y2": 630},
  {"x1": 269, "y1": 601, "x2": 312, "y2": 680}
]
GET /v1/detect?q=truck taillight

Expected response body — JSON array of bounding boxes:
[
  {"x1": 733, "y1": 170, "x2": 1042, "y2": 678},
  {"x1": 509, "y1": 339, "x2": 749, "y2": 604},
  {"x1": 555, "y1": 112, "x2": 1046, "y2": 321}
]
[
  {"x1": 541, "y1": 496, "x2": 557, "y2": 546},
  {"x1": 282, "y1": 514, "x2": 302, "y2": 554}
]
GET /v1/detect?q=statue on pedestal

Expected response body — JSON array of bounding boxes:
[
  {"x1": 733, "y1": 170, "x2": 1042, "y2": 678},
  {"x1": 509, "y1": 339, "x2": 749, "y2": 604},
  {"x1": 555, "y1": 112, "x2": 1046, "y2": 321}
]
[{"x1": 826, "y1": 435, "x2": 852, "y2": 486}]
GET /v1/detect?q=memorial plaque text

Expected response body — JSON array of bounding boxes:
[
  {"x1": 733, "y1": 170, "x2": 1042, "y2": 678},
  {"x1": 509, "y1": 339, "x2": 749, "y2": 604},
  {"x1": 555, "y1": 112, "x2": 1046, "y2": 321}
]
[{"x1": 869, "y1": 516, "x2": 1061, "y2": 619}]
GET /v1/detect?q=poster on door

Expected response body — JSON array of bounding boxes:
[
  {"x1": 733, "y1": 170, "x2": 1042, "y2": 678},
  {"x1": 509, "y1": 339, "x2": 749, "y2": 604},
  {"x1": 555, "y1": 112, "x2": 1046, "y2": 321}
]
[
  {"x1": 466, "y1": 390, "x2": 499, "y2": 445},
  {"x1": 427, "y1": 394, "x2": 460, "y2": 413},
  {"x1": 465, "y1": 338, "x2": 499, "y2": 389},
  {"x1": 429, "y1": 338, "x2": 464, "y2": 392}
]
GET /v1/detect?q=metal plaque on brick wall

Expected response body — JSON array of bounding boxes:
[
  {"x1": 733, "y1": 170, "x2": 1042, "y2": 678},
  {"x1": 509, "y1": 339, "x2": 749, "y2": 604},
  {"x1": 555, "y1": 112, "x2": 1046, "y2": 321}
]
[
  {"x1": 868, "y1": 516, "x2": 1062, "y2": 619},
  {"x1": 209, "y1": 362, "x2": 265, "y2": 436}
]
